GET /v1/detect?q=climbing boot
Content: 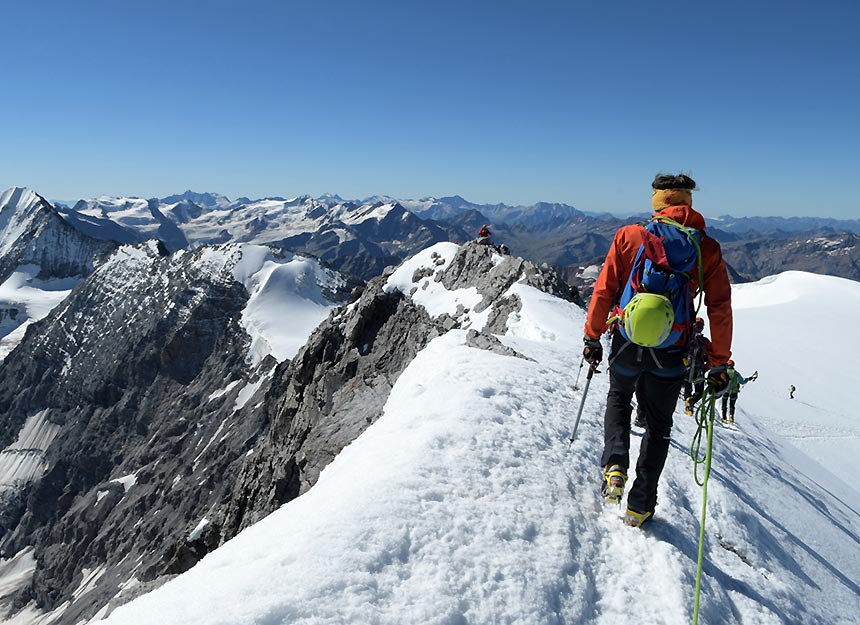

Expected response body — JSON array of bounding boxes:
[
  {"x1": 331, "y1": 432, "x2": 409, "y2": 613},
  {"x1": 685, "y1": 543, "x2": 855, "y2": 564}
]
[
  {"x1": 602, "y1": 464, "x2": 627, "y2": 504},
  {"x1": 624, "y1": 508, "x2": 653, "y2": 528}
]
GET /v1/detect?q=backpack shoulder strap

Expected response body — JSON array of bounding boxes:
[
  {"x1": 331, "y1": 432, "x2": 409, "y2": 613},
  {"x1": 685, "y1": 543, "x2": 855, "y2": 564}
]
[{"x1": 650, "y1": 215, "x2": 705, "y2": 313}]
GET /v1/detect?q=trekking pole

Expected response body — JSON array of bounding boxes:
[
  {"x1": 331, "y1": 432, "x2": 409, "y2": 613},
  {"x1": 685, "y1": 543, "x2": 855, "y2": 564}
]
[
  {"x1": 573, "y1": 355, "x2": 585, "y2": 390},
  {"x1": 568, "y1": 359, "x2": 599, "y2": 446}
]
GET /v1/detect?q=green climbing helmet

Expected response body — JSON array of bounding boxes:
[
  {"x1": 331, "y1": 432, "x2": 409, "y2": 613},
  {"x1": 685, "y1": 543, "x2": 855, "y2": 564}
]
[{"x1": 622, "y1": 292, "x2": 675, "y2": 347}]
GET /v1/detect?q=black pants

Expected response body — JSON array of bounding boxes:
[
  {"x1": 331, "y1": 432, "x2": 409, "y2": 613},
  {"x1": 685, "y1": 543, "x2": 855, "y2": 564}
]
[
  {"x1": 601, "y1": 333, "x2": 685, "y2": 514},
  {"x1": 721, "y1": 393, "x2": 738, "y2": 418},
  {"x1": 686, "y1": 380, "x2": 705, "y2": 406}
]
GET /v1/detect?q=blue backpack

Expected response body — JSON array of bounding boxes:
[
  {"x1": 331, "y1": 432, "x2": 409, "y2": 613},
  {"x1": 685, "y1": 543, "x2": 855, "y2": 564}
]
[{"x1": 615, "y1": 217, "x2": 704, "y2": 349}]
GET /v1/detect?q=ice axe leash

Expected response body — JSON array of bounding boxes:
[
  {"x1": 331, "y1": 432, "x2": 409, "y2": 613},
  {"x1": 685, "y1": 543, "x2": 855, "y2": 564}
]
[{"x1": 568, "y1": 359, "x2": 599, "y2": 446}]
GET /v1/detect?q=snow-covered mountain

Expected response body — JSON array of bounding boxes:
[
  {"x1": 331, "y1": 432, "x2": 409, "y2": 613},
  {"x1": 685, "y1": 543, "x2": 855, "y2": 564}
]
[
  {"x1": 0, "y1": 188, "x2": 118, "y2": 361},
  {"x1": 18, "y1": 186, "x2": 860, "y2": 289},
  {"x1": 0, "y1": 207, "x2": 857, "y2": 624},
  {"x1": 0, "y1": 188, "x2": 117, "y2": 283},
  {"x1": 72, "y1": 265, "x2": 860, "y2": 625},
  {"x1": 51, "y1": 192, "x2": 459, "y2": 281},
  {"x1": 400, "y1": 195, "x2": 587, "y2": 229},
  {"x1": 709, "y1": 214, "x2": 860, "y2": 236}
]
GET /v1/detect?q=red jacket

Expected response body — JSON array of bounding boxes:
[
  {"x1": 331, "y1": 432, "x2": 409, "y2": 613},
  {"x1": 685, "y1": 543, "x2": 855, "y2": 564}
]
[{"x1": 584, "y1": 205, "x2": 733, "y2": 365}]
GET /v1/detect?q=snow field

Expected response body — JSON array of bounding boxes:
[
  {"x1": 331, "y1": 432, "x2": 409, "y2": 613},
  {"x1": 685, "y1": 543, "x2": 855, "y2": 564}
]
[
  {"x1": 725, "y1": 271, "x2": 860, "y2": 485},
  {"x1": 233, "y1": 245, "x2": 345, "y2": 364},
  {"x1": 0, "y1": 265, "x2": 79, "y2": 361}
]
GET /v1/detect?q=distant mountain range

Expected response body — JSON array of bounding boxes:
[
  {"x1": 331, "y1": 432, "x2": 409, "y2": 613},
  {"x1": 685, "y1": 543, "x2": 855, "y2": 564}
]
[{"x1": 11, "y1": 186, "x2": 860, "y2": 294}]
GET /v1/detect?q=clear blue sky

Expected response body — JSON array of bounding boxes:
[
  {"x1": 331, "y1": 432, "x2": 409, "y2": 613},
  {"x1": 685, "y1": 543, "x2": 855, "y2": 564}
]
[{"x1": 2, "y1": 0, "x2": 858, "y2": 218}]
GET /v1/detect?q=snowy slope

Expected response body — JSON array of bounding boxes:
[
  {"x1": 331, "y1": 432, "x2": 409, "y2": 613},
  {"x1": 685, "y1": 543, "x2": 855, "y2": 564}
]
[
  {"x1": 230, "y1": 245, "x2": 347, "y2": 364},
  {"x1": 719, "y1": 271, "x2": 860, "y2": 495},
  {"x1": 95, "y1": 257, "x2": 860, "y2": 625},
  {"x1": 0, "y1": 266, "x2": 79, "y2": 361}
]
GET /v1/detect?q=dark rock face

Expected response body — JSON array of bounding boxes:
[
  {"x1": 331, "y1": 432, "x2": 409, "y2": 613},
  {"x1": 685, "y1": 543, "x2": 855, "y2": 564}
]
[
  {"x1": 465, "y1": 329, "x2": 533, "y2": 360},
  {"x1": 277, "y1": 203, "x2": 453, "y2": 281},
  {"x1": 717, "y1": 232, "x2": 860, "y2": 283},
  {"x1": 218, "y1": 275, "x2": 443, "y2": 535},
  {"x1": 0, "y1": 243, "x2": 347, "y2": 624}
]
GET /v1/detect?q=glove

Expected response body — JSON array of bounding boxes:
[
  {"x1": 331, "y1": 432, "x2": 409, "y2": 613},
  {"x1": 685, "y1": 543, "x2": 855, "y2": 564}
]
[
  {"x1": 706, "y1": 365, "x2": 729, "y2": 395},
  {"x1": 583, "y1": 337, "x2": 603, "y2": 364}
]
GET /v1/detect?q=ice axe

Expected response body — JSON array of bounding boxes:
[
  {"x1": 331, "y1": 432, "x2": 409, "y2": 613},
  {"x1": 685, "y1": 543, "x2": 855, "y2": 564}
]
[{"x1": 569, "y1": 359, "x2": 599, "y2": 446}]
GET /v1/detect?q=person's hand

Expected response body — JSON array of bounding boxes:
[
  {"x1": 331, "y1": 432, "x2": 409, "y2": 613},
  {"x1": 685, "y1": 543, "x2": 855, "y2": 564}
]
[
  {"x1": 583, "y1": 337, "x2": 603, "y2": 364},
  {"x1": 706, "y1": 365, "x2": 729, "y2": 395}
]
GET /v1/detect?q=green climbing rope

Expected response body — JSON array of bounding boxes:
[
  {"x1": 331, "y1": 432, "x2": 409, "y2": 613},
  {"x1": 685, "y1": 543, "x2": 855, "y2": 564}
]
[{"x1": 689, "y1": 382, "x2": 719, "y2": 625}]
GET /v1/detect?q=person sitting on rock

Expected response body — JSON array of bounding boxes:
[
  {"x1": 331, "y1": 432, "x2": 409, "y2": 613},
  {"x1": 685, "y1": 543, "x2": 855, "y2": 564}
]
[{"x1": 476, "y1": 224, "x2": 492, "y2": 245}]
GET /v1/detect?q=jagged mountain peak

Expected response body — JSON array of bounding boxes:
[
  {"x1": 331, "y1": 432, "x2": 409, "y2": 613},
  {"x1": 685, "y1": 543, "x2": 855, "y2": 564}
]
[{"x1": 0, "y1": 187, "x2": 48, "y2": 213}]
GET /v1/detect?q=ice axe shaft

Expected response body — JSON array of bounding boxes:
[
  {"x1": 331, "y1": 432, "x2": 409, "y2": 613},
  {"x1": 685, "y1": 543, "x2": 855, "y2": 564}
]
[{"x1": 569, "y1": 360, "x2": 599, "y2": 445}]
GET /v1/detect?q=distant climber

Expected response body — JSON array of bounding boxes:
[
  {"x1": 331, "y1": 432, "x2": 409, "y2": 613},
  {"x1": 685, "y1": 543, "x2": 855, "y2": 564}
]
[
  {"x1": 789, "y1": 384, "x2": 796, "y2": 399},
  {"x1": 582, "y1": 172, "x2": 733, "y2": 528},
  {"x1": 476, "y1": 224, "x2": 492, "y2": 245},
  {"x1": 721, "y1": 361, "x2": 758, "y2": 424},
  {"x1": 683, "y1": 318, "x2": 711, "y2": 415}
]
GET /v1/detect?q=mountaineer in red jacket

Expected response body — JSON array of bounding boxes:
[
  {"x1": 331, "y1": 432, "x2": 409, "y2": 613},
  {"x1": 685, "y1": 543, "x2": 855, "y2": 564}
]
[{"x1": 581, "y1": 173, "x2": 733, "y2": 527}]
